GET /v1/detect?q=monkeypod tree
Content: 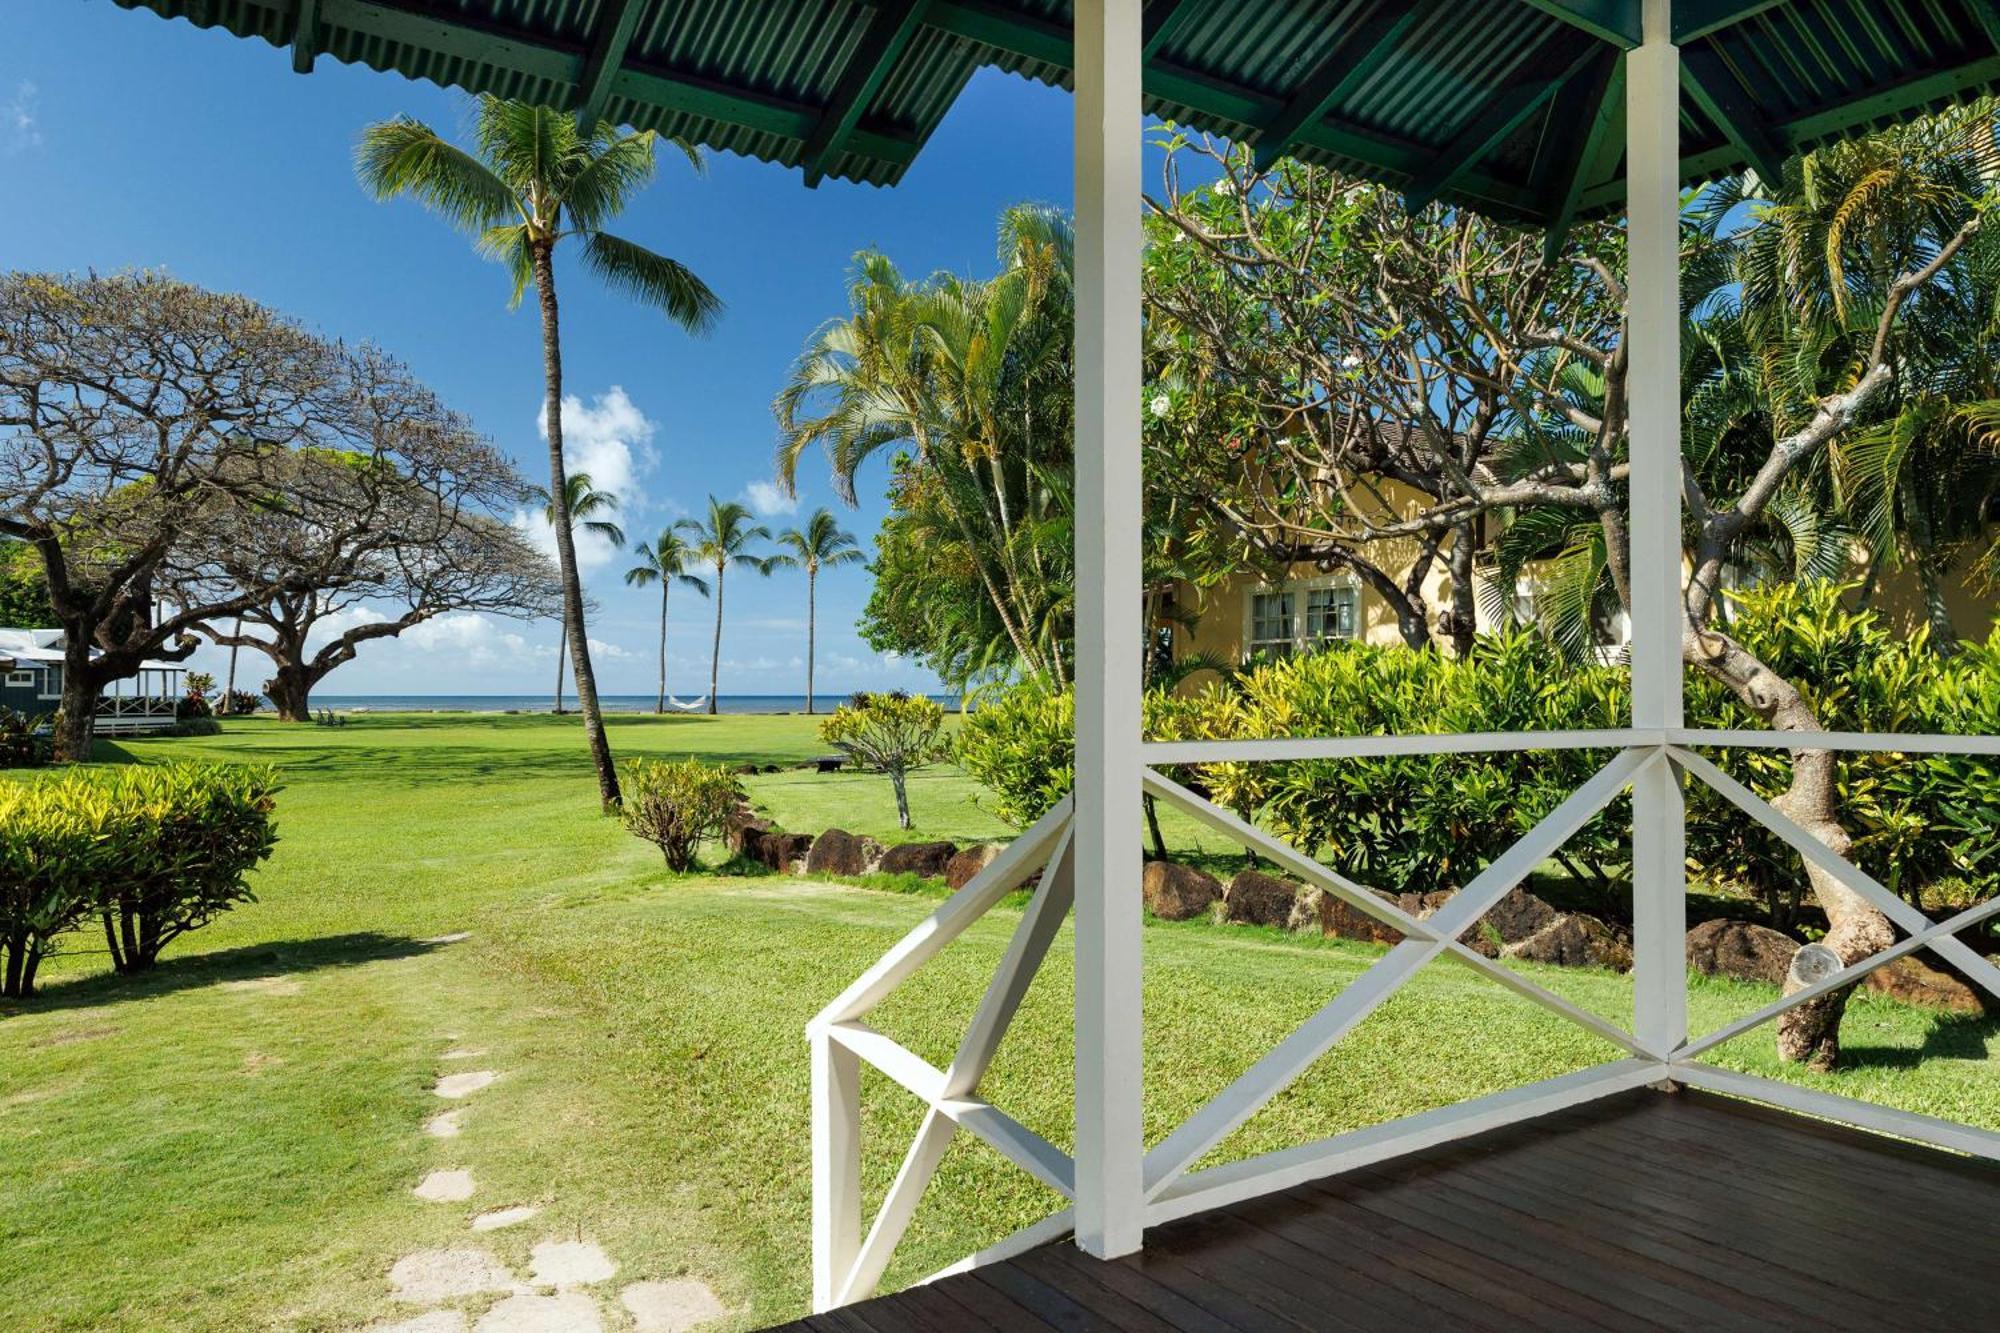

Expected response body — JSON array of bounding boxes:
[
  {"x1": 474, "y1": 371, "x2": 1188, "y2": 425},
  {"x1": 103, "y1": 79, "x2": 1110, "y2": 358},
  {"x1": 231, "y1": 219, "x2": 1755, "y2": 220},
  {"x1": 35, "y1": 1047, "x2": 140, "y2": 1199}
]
[
  {"x1": 180, "y1": 348, "x2": 559, "y2": 720},
  {"x1": 0, "y1": 272, "x2": 364, "y2": 760}
]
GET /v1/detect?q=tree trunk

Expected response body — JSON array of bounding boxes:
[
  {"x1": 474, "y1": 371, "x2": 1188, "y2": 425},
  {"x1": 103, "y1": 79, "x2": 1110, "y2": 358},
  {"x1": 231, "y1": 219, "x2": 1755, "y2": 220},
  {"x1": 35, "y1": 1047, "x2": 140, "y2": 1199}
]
[
  {"x1": 708, "y1": 567, "x2": 724, "y2": 715},
  {"x1": 53, "y1": 639, "x2": 98, "y2": 763},
  {"x1": 1446, "y1": 523, "x2": 1478, "y2": 658},
  {"x1": 806, "y1": 568, "x2": 817, "y2": 715},
  {"x1": 267, "y1": 663, "x2": 315, "y2": 723},
  {"x1": 1144, "y1": 793, "x2": 1168, "y2": 861},
  {"x1": 656, "y1": 584, "x2": 669, "y2": 714},
  {"x1": 3, "y1": 935, "x2": 25, "y2": 999},
  {"x1": 531, "y1": 240, "x2": 620, "y2": 809},
  {"x1": 554, "y1": 622, "x2": 567, "y2": 714},
  {"x1": 1684, "y1": 621, "x2": 1895, "y2": 1070},
  {"x1": 891, "y1": 769, "x2": 911, "y2": 829},
  {"x1": 224, "y1": 617, "x2": 242, "y2": 709}
]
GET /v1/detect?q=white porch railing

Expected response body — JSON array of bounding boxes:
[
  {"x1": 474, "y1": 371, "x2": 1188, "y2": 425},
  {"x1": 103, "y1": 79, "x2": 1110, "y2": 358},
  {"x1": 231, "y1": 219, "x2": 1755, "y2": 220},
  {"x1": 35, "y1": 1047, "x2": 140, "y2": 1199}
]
[
  {"x1": 810, "y1": 731, "x2": 2000, "y2": 1311},
  {"x1": 93, "y1": 695, "x2": 180, "y2": 735}
]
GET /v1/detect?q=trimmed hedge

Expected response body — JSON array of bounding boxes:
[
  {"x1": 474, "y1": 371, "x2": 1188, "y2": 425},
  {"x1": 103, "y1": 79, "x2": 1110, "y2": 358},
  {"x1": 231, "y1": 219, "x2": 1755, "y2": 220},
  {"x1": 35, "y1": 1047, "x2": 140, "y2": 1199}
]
[
  {"x1": 958, "y1": 585, "x2": 2000, "y2": 931},
  {"x1": 0, "y1": 762, "x2": 279, "y2": 995}
]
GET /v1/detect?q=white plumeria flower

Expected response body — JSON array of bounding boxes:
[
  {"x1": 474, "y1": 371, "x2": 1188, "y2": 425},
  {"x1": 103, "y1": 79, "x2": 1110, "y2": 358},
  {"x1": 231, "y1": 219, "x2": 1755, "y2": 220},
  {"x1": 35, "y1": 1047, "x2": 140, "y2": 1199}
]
[
  {"x1": 1341, "y1": 352, "x2": 1363, "y2": 369},
  {"x1": 1149, "y1": 394, "x2": 1173, "y2": 419}
]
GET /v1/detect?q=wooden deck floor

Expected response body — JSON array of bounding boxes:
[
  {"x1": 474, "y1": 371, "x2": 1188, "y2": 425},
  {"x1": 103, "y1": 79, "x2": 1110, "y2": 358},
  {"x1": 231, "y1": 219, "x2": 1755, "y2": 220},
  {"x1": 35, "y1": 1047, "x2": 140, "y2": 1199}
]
[{"x1": 779, "y1": 1088, "x2": 2000, "y2": 1331}]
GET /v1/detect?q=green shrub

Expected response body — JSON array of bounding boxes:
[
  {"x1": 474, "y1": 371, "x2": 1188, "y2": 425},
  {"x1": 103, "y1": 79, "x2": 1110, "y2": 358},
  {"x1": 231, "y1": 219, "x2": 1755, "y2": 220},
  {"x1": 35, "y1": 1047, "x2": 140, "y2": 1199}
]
[
  {"x1": 93, "y1": 763, "x2": 282, "y2": 974},
  {"x1": 222, "y1": 690, "x2": 262, "y2": 716},
  {"x1": 621, "y1": 758, "x2": 745, "y2": 872},
  {"x1": 0, "y1": 706, "x2": 52, "y2": 769},
  {"x1": 960, "y1": 588, "x2": 2000, "y2": 929},
  {"x1": 168, "y1": 716, "x2": 223, "y2": 738},
  {"x1": 0, "y1": 763, "x2": 279, "y2": 990},
  {"x1": 956, "y1": 687, "x2": 1073, "y2": 828},
  {"x1": 0, "y1": 780, "x2": 107, "y2": 996},
  {"x1": 821, "y1": 691, "x2": 949, "y2": 829}
]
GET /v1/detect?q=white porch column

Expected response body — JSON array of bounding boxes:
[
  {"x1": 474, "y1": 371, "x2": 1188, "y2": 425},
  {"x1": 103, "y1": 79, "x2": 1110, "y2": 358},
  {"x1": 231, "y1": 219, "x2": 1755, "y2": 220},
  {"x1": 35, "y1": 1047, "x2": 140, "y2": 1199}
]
[
  {"x1": 1626, "y1": 0, "x2": 1689, "y2": 1059},
  {"x1": 1071, "y1": 0, "x2": 1147, "y2": 1259}
]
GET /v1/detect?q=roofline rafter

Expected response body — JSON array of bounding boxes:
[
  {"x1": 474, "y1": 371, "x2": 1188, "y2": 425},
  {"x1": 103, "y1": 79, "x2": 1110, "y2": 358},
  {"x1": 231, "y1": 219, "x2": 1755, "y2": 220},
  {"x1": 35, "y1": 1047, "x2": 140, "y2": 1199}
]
[
  {"x1": 290, "y1": 0, "x2": 321, "y2": 74},
  {"x1": 801, "y1": 0, "x2": 936, "y2": 187},
  {"x1": 1251, "y1": 0, "x2": 1435, "y2": 173},
  {"x1": 1680, "y1": 42, "x2": 1789, "y2": 184},
  {"x1": 573, "y1": 0, "x2": 646, "y2": 130},
  {"x1": 1402, "y1": 34, "x2": 1605, "y2": 212},
  {"x1": 1516, "y1": 0, "x2": 1642, "y2": 48}
]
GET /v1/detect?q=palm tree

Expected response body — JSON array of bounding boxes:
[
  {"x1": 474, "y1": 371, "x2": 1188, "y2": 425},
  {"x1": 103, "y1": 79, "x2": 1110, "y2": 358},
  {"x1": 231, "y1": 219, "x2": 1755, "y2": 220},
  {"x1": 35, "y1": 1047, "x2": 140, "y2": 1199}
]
[
  {"x1": 687, "y1": 497, "x2": 772, "y2": 715},
  {"x1": 766, "y1": 507, "x2": 863, "y2": 713},
  {"x1": 530, "y1": 474, "x2": 625, "y2": 714},
  {"x1": 357, "y1": 96, "x2": 722, "y2": 809},
  {"x1": 624, "y1": 524, "x2": 709, "y2": 713}
]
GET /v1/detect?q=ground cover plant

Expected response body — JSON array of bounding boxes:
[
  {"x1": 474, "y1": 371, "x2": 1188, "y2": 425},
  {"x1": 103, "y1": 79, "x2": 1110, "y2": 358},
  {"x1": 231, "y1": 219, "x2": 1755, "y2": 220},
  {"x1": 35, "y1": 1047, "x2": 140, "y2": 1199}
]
[{"x1": 0, "y1": 710, "x2": 1991, "y2": 1331}]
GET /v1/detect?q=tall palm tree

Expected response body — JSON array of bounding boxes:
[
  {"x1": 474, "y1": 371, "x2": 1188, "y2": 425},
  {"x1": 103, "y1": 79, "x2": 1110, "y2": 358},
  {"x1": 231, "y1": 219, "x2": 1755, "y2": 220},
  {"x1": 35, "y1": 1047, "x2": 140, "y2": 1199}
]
[
  {"x1": 530, "y1": 474, "x2": 625, "y2": 713},
  {"x1": 688, "y1": 497, "x2": 771, "y2": 715},
  {"x1": 766, "y1": 507, "x2": 863, "y2": 713},
  {"x1": 624, "y1": 524, "x2": 709, "y2": 713},
  {"x1": 357, "y1": 96, "x2": 722, "y2": 808}
]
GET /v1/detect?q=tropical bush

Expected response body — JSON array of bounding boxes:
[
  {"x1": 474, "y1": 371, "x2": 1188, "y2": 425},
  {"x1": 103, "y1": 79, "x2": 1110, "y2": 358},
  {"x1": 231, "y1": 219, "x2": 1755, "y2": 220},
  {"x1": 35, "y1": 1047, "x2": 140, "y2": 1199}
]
[
  {"x1": 93, "y1": 764, "x2": 282, "y2": 974},
  {"x1": 180, "y1": 672, "x2": 216, "y2": 720},
  {"x1": 0, "y1": 763, "x2": 279, "y2": 992},
  {"x1": 961, "y1": 588, "x2": 2000, "y2": 932},
  {"x1": 0, "y1": 780, "x2": 105, "y2": 997},
  {"x1": 222, "y1": 690, "x2": 263, "y2": 716},
  {"x1": 820, "y1": 691, "x2": 950, "y2": 829},
  {"x1": 0, "y1": 706, "x2": 51, "y2": 769},
  {"x1": 620, "y1": 758, "x2": 744, "y2": 872}
]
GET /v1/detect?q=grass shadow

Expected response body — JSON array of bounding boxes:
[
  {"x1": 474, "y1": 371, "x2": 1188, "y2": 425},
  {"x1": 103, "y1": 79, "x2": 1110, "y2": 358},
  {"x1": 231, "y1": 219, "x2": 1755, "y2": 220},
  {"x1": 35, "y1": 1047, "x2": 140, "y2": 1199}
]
[
  {"x1": 1839, "y1": 1009, "x2": 2000, "y2": 1069},
  {"x1": 0, "y1": 931, "x2": 443, "y2": 1018}
]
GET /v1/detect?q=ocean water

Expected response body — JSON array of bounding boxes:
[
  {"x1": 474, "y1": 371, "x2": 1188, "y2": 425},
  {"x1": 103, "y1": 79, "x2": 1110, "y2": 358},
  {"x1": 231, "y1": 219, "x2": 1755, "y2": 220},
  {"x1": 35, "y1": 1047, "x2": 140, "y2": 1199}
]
[{"x1": 309, "y1": 693, "x2": 957, "y2": 715}]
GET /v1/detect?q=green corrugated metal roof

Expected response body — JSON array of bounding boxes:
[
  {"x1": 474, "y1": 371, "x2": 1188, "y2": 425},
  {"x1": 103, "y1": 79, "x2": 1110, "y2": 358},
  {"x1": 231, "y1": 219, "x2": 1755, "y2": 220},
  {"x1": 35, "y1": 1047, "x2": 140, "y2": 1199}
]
[{"x1": 107, "y1": 0, "x2": 2000, "y2": 222}]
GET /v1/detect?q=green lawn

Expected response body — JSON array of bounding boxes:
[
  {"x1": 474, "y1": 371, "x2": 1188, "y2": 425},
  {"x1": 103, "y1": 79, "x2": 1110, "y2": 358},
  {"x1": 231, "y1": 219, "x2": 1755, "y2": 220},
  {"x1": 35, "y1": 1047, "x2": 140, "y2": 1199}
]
[{"x1": 2, "y1": 712, "x2": 1993, "y2": 1331}]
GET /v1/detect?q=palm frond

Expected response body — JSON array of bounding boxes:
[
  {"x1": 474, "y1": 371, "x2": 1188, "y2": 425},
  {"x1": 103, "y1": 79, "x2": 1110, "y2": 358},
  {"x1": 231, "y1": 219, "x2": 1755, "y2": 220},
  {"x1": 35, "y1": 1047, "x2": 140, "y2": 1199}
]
[
  {"x1": 582, "y1": 231, "x2": 723, "y2": 335},
  {"x1": 355, "y1": 117, "x2": 518, "y2": 232}
]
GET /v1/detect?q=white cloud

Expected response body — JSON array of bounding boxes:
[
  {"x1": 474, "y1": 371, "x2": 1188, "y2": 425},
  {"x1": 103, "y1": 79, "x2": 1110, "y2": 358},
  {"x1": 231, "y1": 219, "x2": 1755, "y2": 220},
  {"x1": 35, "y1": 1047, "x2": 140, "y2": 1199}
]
[
  {"x1": 5, "y1": 82, "x2": 41, "y2": 154},
  {"x1": 585, "y1": 637, "x2": 630, "y2": 659},
  {"x1": 522, "y1": 386, "x2": 661, "y2": 573},
  {"x1": 401, "y1": 612, "x2": 550, "y2": 669},
  {"x1": 743, "y1": 479, "x2": 798, "y2": 518}
]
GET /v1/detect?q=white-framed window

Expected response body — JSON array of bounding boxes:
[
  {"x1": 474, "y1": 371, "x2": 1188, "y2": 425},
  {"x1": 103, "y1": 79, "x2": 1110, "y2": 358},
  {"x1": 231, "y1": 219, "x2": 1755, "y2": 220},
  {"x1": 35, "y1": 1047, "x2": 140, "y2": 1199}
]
[
  {"x1": 5, "y1": 670, "x2": 33, "y2": 688},
  {"x1": 1245, "y1": 577, "x2": 1361, "y2": 657}
]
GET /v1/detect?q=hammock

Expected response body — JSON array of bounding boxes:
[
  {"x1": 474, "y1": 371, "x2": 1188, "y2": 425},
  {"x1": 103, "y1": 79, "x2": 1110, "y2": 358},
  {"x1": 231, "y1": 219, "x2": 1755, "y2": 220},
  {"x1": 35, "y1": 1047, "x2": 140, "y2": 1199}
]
[{"x1": 665, "y1": 694, "x2": 710, "y2": 712}]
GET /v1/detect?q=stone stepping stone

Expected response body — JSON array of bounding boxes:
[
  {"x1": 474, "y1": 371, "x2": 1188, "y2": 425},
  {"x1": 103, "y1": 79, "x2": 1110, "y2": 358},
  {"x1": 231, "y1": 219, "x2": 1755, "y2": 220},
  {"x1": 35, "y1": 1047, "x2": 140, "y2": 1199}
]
[
  {"x1": 368, "y1": 1312, "x2": 468, "y2": 1333},
  {"x1": 413, "y1": 1169, "x2": 475, "y2": 1203},
  {"x1": 473, "y1": 1292, "x2": 601, "y2": 1333},
  {"x1": 441, "y1": 1047, "x2": 489, "y2": 1060},
  {"x1": 425, "y1": 1110, "x2": 464, "y2": 1139},
  {"x1": 529, "y1": 1239, "x2": 616, "y2": 1289},
  {"x1": 620, "y1": 1279, "x2": 726, "y2": 1332},
  {"x1": 471, "y1": 1205, "x2": 541, "y2": 1232},
  {"x1": 434, "y1": 1070, "x2": 499, "y2": 1099},
  {"x1": 423, "y1": 932, "x2": 473, "y2": 945},
  {"x1": 388, "y1": 1248, "x2": 522, "y2": 1304}
]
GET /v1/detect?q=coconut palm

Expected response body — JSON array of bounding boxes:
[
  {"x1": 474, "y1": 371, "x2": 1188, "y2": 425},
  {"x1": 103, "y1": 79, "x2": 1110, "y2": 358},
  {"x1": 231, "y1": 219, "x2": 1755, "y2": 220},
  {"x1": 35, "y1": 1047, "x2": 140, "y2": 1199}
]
[
  {"x1": 530, "y1": 473, "x2": 625, "y2": 713},
  {"x1": 766, "y1": 507, "x2": 863, "y2": 713},
  {"x1": 357, "y1": 95, "x2": 721, "y2": 808},
  {"x1": 687, "y1": 497, "x2": 772, "y2": 715},
  {"x1": 624, "y1": 524, "x2": 709, "y2": 713}
]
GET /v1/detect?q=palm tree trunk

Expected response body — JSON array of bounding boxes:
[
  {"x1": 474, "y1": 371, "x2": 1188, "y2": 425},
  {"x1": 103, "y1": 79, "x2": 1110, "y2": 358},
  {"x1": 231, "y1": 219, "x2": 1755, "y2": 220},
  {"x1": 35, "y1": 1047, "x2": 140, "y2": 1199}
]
[
  {"x1": 806, "y1": 567, "x2": 817, "y2": 715},
  {"x1": 554, "y1": 622, "x2": 567, "y2": 714},
  {"x1": 708, "y1": 566, "x2": 725, "y2": 716},
  {"x1": 656, "y1": 584, "x2": 669, "y2": 714},
  {"x1": 531, "y1": 240, "x2": 620, "y2": 809},
  {"x1": 224, "y1": 616, "x2": 241, "y2": 709}
]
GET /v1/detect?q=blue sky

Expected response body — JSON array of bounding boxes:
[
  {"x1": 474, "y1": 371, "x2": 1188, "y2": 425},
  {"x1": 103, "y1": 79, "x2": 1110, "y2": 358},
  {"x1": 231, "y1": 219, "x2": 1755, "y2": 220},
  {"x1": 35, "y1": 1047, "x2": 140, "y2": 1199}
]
[{"x1": 4, "y1": 0, "x2": 1082, "y2": 698}]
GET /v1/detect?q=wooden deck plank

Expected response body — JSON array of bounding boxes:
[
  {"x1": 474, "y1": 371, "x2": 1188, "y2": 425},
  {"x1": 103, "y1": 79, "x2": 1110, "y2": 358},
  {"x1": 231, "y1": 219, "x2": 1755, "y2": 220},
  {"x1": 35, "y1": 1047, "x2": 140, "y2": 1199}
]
[{"x1": 771, "y1": 1088, "x2": 2000, "y2": 1331}]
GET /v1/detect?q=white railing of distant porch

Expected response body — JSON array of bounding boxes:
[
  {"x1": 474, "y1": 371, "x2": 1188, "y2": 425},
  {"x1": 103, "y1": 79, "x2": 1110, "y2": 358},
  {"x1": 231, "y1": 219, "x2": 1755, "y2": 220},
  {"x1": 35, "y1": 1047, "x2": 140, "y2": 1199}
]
[{"x1": 807, "y1": 0, "x2": 2000, "y2": 1311}]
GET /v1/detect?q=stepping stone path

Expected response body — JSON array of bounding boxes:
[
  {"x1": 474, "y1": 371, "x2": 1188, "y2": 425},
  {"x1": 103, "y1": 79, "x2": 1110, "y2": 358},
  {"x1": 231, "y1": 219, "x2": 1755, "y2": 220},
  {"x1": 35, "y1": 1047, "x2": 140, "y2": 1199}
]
[
  {"x1": 413, "y1": 1169, "x2": 476, "y2": 1203},
  {"x1": 423, "y1": 932, "x2": 473, "y2": 945},
  {"x1": 470, "y1": 1205, "x2": 540, "y2": 1232},
  {"x1": 370, "y1": 1311, "x2": 468, "y2": 1333},
  {"x1": 434, "y1": 1071, "x2": 499, "y2": 1099},
  {"x1": 529, "y1": 1240, "x2": 616, "y2": 1289},
  {"x1": 442, "y1": 1047, "x2": 489, "y2": 1060},
  {"x1": 621, "y1": 1280, "x2": 728, "y2": 1332},
  {"x1": 380, "y1": 1038, "x2": 726, "y2": 1332},
  {"x1": 475, "y1": 1292, "x2": 601, "y2": 1333},
  {"x1": 389, "y1": 1249, "x2": 523, "y2": 1304}
]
